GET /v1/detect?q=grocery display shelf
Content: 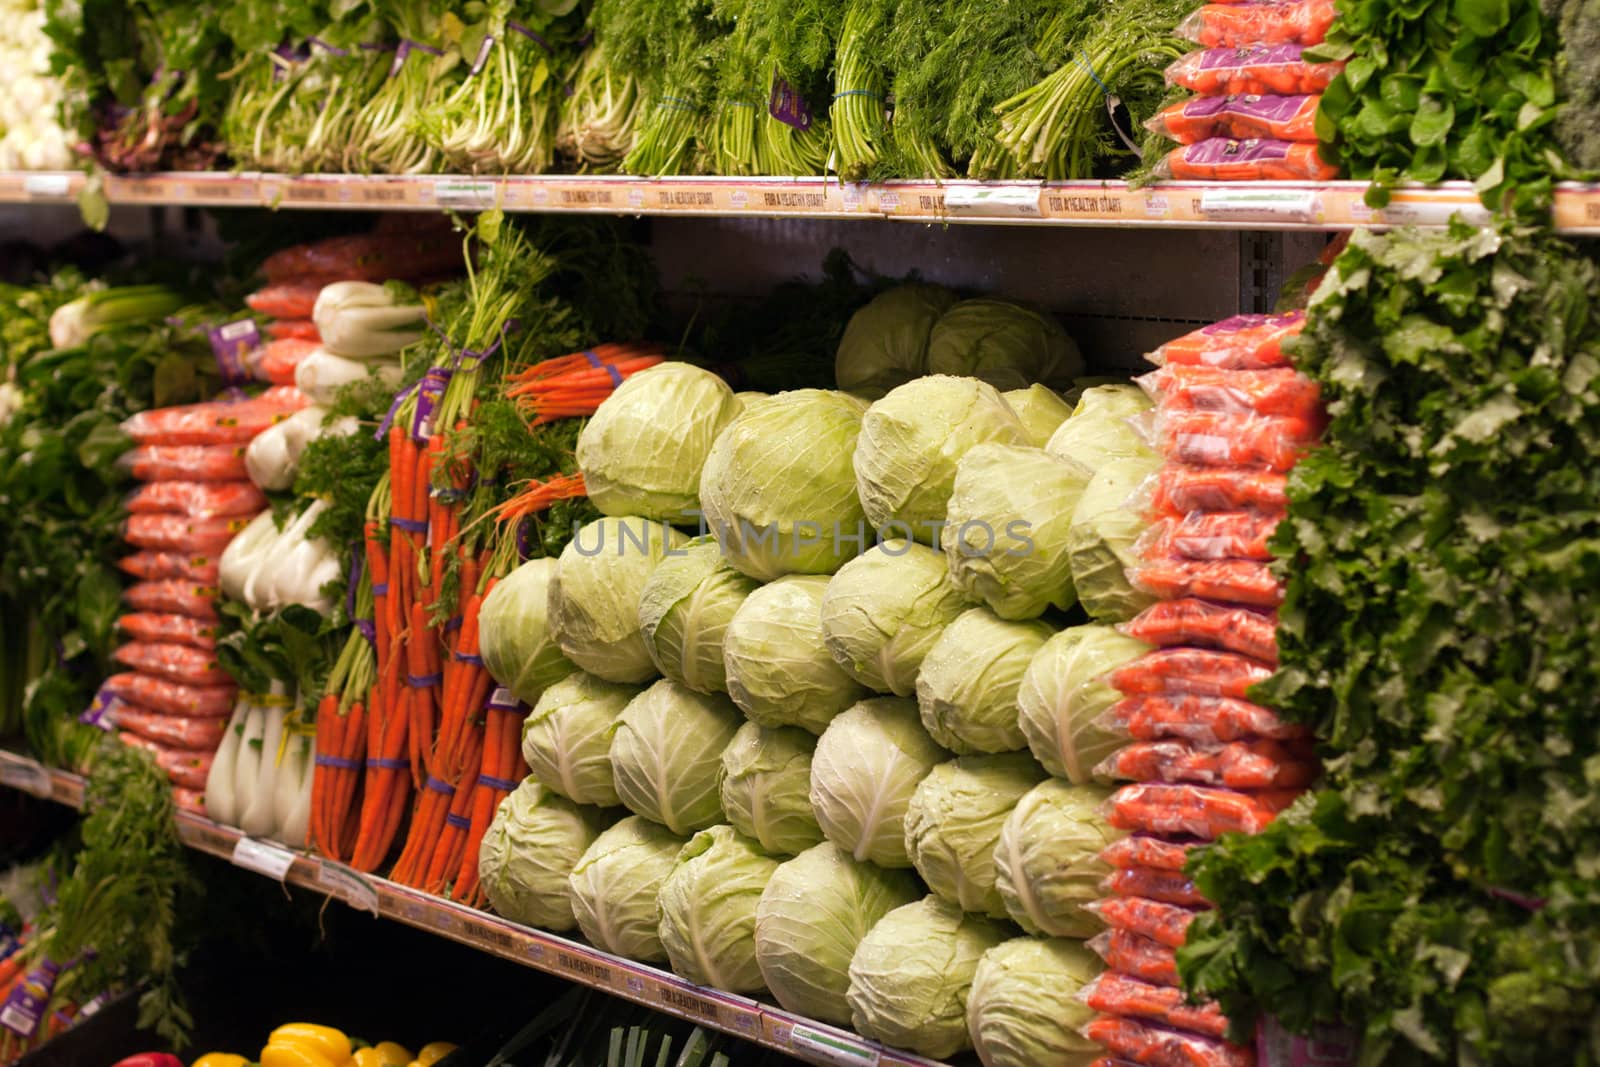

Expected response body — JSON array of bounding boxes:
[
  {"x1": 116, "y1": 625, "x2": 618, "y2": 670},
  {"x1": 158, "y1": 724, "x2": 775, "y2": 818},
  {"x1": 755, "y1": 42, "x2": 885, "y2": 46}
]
[
  {"x1": 0, "y1": 748, "x2": 942, "y2": 1067},
  {"x1": 5, "y1": 169, "x2": 1600, "y2": 232}
]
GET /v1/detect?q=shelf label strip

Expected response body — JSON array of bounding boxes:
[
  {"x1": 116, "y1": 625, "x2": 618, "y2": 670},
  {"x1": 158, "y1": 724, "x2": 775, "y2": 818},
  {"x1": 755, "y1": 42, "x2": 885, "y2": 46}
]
[
  {"x1": 230, "y1": 836, "x2": 296, "y2": 882},
  {"x1": 317, "y1": 861, "x2": 380, "y2": 916},
  {"x1": 0, "y1": 759, "x2": 53, "y2": 799},
  {"x1": 788, "y1": 1023, "x2": 881, "y2": 1066}
]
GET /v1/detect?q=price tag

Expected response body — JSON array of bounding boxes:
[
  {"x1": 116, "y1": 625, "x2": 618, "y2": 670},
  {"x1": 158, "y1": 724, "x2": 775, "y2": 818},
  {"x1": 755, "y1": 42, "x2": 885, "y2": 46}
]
[
  {"x1": 788, "y1": 1023, "x2": 880, "y2": 1067},
  {"x1": 1373, "y1": 193, "x2": 1489, "y2": 228},
  {"x1": 0, "y1": 760, "x2": 52, "y2": 799},
  {"x1": 1199, "y1": 188, "x2": 1321, "y2": 223},
  {"x1": 942, "y1": 183, "x2": 1042, "y2": 218},
  {"x1": 22, "y1": 174, "x2": 71, "y2": 198},
  {"x1": 317, "y1": 861, "x2": 379, "y2": 916},
  {"x1": 434, "y1": 179, "x2": 498, "y2": 210},
  {"x1": 230, "y1": 837, "x2": 296, "y2": 882}
]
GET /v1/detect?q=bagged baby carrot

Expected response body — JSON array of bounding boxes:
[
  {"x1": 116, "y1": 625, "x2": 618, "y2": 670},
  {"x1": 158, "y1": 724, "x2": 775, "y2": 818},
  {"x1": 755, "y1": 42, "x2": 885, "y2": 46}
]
[
  {"x1": 112, "y1": 642, "x2": 232, "y2": 687},
  {"x1": 118, "y1": 552, "x2": 221, "y2": 584},
  {"x1": 107, "y1": 703, "x2": 228, "y2": 750},
  {"x1": 1177, "y1": 0, "x2": 1337, "y2": 47},
  {"x1": 1108, "y1": 782, "x2": 1299, "y2": 838},
  {"x1": 1111, "y1": 649, "x2": 1276, "y2": 700},
  {"x1": 172, "y1": 786, "x2": 207, "y2": 814},
  {"x1": 121, "y1": 391, "x2": 306, "y2": 447},
  {"x1": 1089, "y1": 896, "x2": 1204, "y2": 949},
  {"x1": 122, "y1": 580, "x2": 220, "y2": 620},
  {"x1": 246, "y1": 281, "x2": 324, "y2": 320},
  {"x1": 1148, "y1": 94, "x2": 1321, "y2": 145},
  {"x1": 1081, "y1": 972, "x2": 1233, "y2": 1039},
  {"x1": 1137, "y1": 512, "x2": 1283, "y2": 563},
  {"x1": 1106, "y1": 694, "x2": 1309, "y2": 744},
  {"x1": 1150, "y1": 313, "x2": 1303, "y2": 370},
  {"x1": 124, "y1": 481, "x2": 267, "y2": 520},
  {"x1": 1089, "y1": 928, "x2": 1182, "y2": 986},
  {"x1": 118, "y1": 612, "x2": 219, "y2": 649},
  {"x1": 265, "y1": 319, "x2": 320, "y2": 342},
  {"x1": 1102, "y1": 835, "x2": 1205, "y2": 873},
  {"x1": 1082, "y1": 1014, "x2": 1254, "y2": 1067},
  {"x1": 1166, "y1": 45, "x2": 1344, "y2": 96},
  {"x1": 1141, "y1": 365, "x2": 1321, "y2": 420},
  {"x1": 1155, "y1": 410, "x2": 1323, "y2": 471},
  {"x1": 124, "y1": 515, "x2": 248, "y2": 555},
  {"x1": 1122, "y1": 599, "x2": 1279, "y2": 662},
  {"x1": 1157, "y1": 138, "x2": 1339, "y2": 181},
  {"x1": 257, "y1": 338, "x2": 319, "y2": 386},
  {"x1": 1143, "y1": 466, "x2": 1291, "y2": 520},
  {"x1": 103, "y1": 672, "x2": 235, "y2": 717},
  {"x1": 1098, "y1": 738, "x2": 1318, "y2": 789},
  {"x1": 120, "y1": 445, "x2": 251, "y2": 483},
  {"x1": 1129, "y1": 558, "x2": 1284, "y2": 608},
  {"x1": 1104, "y1": 866, "x2": 1212, "y2": 908}
]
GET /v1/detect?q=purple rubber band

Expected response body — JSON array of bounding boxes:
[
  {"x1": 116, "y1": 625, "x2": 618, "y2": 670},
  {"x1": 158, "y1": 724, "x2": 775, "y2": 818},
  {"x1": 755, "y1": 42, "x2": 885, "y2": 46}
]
[
  {"x1": 507, "y1": 19, "x2": 555, "y2": 55},
  {"x1": 454, "y1": 652, "x2": 485, "y2": 666},
  {"x1": 444, "y1": 616, "x2": 463, "y2": 633},
  {"x1": 478, "y1": 773, "x2": 520, "y2": 791},
  {"x1": 390, "y1": 516, "x2": 428, "y2": 533},
  {"x1": 355, "y1": 619, "x2": 377, "y2": 648},
  {"x1": 581, "y1": 348, "x2": 624, "y2": 387},
  {"x1": 373, "y1": 582, "x2": 389, "y2": 597},
  {"x1": 368, "y1": 757, "x2": 408, "y2": 770},
  {"x1": 446, "y1": 813, "x2": 471, "y2": 829},
  {"x1": 407, "y1": 673, "x2": 444, "y2": 688},
  {"x1": 425, "y1": 775, "x2": 455, "y2": 795},
  {"x1": 315, "y1": 755, "x2": 361, "y2": 770}
]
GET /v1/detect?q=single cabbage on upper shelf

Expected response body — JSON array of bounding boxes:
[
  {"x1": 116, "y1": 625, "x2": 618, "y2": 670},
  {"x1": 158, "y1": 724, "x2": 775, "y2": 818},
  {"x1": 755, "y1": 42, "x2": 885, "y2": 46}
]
[
  {"x1": 478, "y1": 778, "x2": 611, "y2": 932},
  {"x1": 568, "y1": 815, "x2": 686, "y2": 963},
  {"x1": 1003, "y1": 384, "x2": 1074, "y2": 447},
  {"x1": 917, "y1": 608, "x2": 1055, "y2": 755},
  {"x1": 1045, "y1": 384, "x2": 1156, "y2": 477},
  {"x1": 943, "y1": 443, "x2": 1090, "y2": 620},
  {"x1": 993, "y1": 778, "x2": 1119, "y2": 938},
  {"x1": 820, "y1": 539, "x2": 972, "y2": 696},
  {"x1": 577, "y1": 362, "x2": 741, "y2": 521},
  {"x1": 854, "y1": 375, "x2": 1029, "y2": 540},
  {"x1": 719, "y1": 722, "x2": 824, "y2": 856},
  {"x1": 1066, "y1": 455, "x2": 1162, "y2": 622},
  {"x1": 904, "y1": 753, "x2": 1048, "y2": 919},
  {"x1": 608, "y1": 679, "x2": 741, "y2": 835},
  {"x1": 967, "y1": 937, "x2": 1103, "y2": 1067},
  {"x1": 698, "y1": 389, "x2": 871, "y2": 580},
  {"x1": 480, "y1": 558, "x2": 577, "y2": 707},
  {"x1": 548, "y1": 516, "x2": 687, "y2": 683},
  {"x1": 637, "y1": 534, "x2": 760, "y2": 694},
  {"x1": 834, "y1": 283, "x2": 958, "y2": 399},
  {"x1": 657, "y1": 824, "x2": 781, "y2": 994},
  {"x1": 755, "y1": 842, "x2": 922, "y2": 1025},
  {"x1": 1018, "y1": 624, "x2": 1150, "y2": 783},
  {"x1": 722, "y1": 575, "x2": 867, "y2": 735},
  {"x1": 521, "y1": 671, "x2": 640, "y2": 807},
  {"x1": 925, "y1": 300, "x2": 1083, "y2": 391},
  {"x1": 810, "y1": 697, "x2": 949, "y2": 869},
  {"x1": 846, "y1": 895, "x2": 1009, "y2": 1059}
]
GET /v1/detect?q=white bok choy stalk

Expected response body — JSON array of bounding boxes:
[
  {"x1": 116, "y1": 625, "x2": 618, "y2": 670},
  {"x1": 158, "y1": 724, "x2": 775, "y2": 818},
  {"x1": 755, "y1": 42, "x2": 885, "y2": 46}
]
[
  {"x1": 314, "y1": 281, "x2": 427, "y2": 359},
  {"x1": 245, "y1": 405, "x2": 359, "y2": 492},
  {"x1": 295, "y1": 348, "x2": 405, "y2": 406},
  {"x1": 205, "y1": 693, "x2": 254, "y2": 825},
  {"x1": 225, "y1": 501, "x2": 344, "y2": 615},
  {"x1": 277, "y1": 731, "x2": 315, "y2": 847},
  {"x1": 239, "y1": 696, "x2": 289, "y2": 838}
]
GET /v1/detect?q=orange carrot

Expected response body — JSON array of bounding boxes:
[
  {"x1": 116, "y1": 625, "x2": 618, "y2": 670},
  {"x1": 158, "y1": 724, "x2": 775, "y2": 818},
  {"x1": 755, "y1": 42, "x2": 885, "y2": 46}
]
[{"x1": 311, "y1": 693, "x2": 340, "y2": 857}]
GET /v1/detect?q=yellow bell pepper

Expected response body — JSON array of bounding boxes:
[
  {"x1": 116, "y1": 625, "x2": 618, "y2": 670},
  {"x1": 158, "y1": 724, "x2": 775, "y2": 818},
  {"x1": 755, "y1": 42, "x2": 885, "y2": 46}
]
[
  {"x1": 268, "y1": 1025, "x2": 352, "y2": 1064},
  {"x1": 371, "y1": 1043, "x2": 413, "y2": 1065},
  {"x1": 191, "y1": 1055, "x2": 249, "y2": 1067},
  {"x1": 415, "y1": 1044, "x2": 458, "y2": 1067},
  {"x1": 259, "y1": 1045, "x2": 340, "y2": 1067}
]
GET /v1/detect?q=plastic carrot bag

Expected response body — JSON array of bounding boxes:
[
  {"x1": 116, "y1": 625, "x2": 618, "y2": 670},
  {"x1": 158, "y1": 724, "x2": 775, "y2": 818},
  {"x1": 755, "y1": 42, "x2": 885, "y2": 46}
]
[
  {"x1": 118, "y1": 552, "x2": 222, "y2": 584},
  {"x1": 121, "y1": 392, "x2": 305, "y2": 447},
  {"x1": 1155, "y1": 410, "x2": 1323, "y2": 471},
  {"x1": 1090, "y1": 929, "x2": 1182, "y2": 986},
  {"x1": 112, "y1": 642, "x2": 232, "y2": 687},
  {"x1": 123, "y1": 580, "x2": 221, "y2": 620},
  {"x1": 1084, "y1": 1015, "x2": 1256, "y2": 1067},
  {"x1": 1106, "y1": 694, "x2": 1309, "y2": 744},
  {"x1": 1147, "y1": 94, "x2": 1322, "y2": 145},
  {"x1": 1081, "y1": 972, "x2": 1233, "y2": 1039},
  {"x1": 261, "y1": 224, "x2": 462, "y2": 285},
  {"x1": 103, "y1": 673, "x2": 236, "y2": 717},
  {"x1": 1129, "y1": 558, "x2": 1284, "y2": 608},
  {"x1": 1105, "y1": 866, "x2": 1212, "y2": 907},
  {"x1": 124, "y1": 515, "x2": 249, "y2": 555},
  {"x1": 1092, "y1": 1059, "x2": 1146, "y2": 1067},
  {"x1": 120, "y1": 445, "x2": 251, "y2": 483},
  {"x1": 1089, "y1": 896, "x2": 1204, "y2": 949},
  {"x1": 1098, "y1": 738, "x2": 1318, "y2": 789},
  {"x1": 1143, "y1": 466, "x2": 1291, "y2": 518},
  {"x1": 107, "y1": 704, "x2": 227, "y2": 749},
  {"x1": 1150, "y1": 313, "x2": 1303, "y2": 371},
  {"x1": 1138, "y1": 512, "x2": 1282, "y2": 562},
  {"x1": 246, "y1": 281, "x2": 324, "y2": 320},
  {"x1": 1102, "y1": 835, "x2": 1205, "y2": 873},
  {"x1": 124, "y1": 481, "x2": 267, "y2": 519},
  {"x1": 1166, "y1": 45, "x2": 1344, "y2": 96},
  {"x1": 1177, "y1": 0, "x2": 1337, "y2": 47},
  {"x1": 153, "y1": 746, "x2": 216, "y2": 790},
  {"x1": 1157, "y1": 137, "x2": 1339, "y2": 181},
  {"x1": 1109, "y1": 783, "x2": 1299, "y2": 838},
  {"x1": 1141, "y1": 366, "x2": 1321, "y2": 420},
  {"x1": 266, "y1": 319, "x2": 320, "y2": 341},
  {"x1": 118, "y1": 612, "x2": 219, "y2": 649},
  {"x1": 1111, "y1": 649, "x2": 1275, "y2": 700},
  {"x1": 172, "y1": 786, "x2": 207, "y2": 814},
  {"x1": 258, "y1": 338, "x2": 319, "y2": 386},
  {"x1": 1122, "y1": 599, "x2": 1280, "y2": 663}
]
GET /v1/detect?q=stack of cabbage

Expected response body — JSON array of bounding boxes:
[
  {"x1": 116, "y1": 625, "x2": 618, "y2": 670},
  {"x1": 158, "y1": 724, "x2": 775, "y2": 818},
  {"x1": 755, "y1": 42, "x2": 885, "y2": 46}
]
[{"x1": 474, "y1": 338, "x2": 1163, "y2": 1064}]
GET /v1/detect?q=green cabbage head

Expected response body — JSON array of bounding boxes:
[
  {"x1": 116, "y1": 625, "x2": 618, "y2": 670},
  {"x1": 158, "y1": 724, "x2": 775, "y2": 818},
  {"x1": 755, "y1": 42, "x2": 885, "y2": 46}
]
[
  {"x1": 479, "y1": 558, "x2": 576, "y2": 706},
  {"x1": 576, "y1": 362, "x2": 741, "y2": 521},
  {"x1": 853, "y1": 375, "x2": 1028, "y2": 540},
  {"x1": 549, "y1": 516, "x2": 687, "y2": 683},
  {"x1": 723, "y1": 575, "x2": 867, "y2": 735},
  {"x1": 993, "y1": 778, "x2": 1119, "y2": 938},
  {"x1": 1066, "y1": 455, "x2": 1161, "y2": 623},
  {"x1": 657, "y1": 824, "x2": 781, "y2": 993},
  {"x1": 834, "y1": 283, "x2": 957, "y2": 399},
  {"x1": 608, "y1": 680, "x2": 742, "y2": 834},
  {"x1": 478, "y1": 777, "x2": 610, "y2": 932},
  {"x1": 521, "y1": 671, "x2": 639, "y2": 807},
  {"x1": 698, "y1": 389, "x2": 870, "y2": 581},
  {"x1": 1003, "y1": 384, "x2": 1074, "y2": 447},
  {"x1": 568, "y1": 815, "x2": 687, "y2": 963},
  {"x1": 820, "y1": 539, "x2": 972, "y2": 696},
  {"x1": 968, "y1": 937, "x2": 1103, "y2": 1067},
  {"x1": 846, "y1": 895, "x2": 1008, "y2": 1059},
  {"x1": 1045, "y1": 384, "x2": 1156, "y2": 478},
  {"x1": 1017, "y1": 624, "x2": 1149, "y2": 783},
  {"x1": 916, "y1": 607, "x2": 1055, "y2": 755},
  {"x1": 925, "y1": 299, "x2": 1083, "y2": 391},
  {"x1": 720, "y1": 722, "x2": 824, "y2": 856},
  {"x1": 755, "y1": 843, "x2": 922, "y2": 1025},
  {"x1": 810, "y1": 697, "x2": 949, "y2": 869},
  {"x1": 904, "y1": 753, "x2": 1047, "y2": 919},
  {"x1": 637, "y1": 534, "x2": 760, "y2": 694},
  {"x1": 943, "y1": 443, "x2": 1091, "y2": 620}
]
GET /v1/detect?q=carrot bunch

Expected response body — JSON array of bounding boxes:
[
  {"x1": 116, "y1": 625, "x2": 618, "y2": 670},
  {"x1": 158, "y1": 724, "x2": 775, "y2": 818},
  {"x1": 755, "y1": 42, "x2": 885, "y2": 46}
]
[
  {"x1": 490, "y1": 472, "x2": 588, "y2": 524},
  {"x1": 310, "y1": 573, "x2": 377, "y2": 862},
  {"x1": 451, "y1": 689, "x2": 529, "y2": 906},
  {"x1": 506, "y1": 342, "x2": 666, "y2": 424}
]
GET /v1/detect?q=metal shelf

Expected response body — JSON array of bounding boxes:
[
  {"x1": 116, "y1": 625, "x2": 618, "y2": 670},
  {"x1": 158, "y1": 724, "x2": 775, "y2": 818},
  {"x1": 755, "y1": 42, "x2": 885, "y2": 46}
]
[
  {"x1": 3, "y1": 170, "x2": 1598, "y2": 232},
  {"x1": 0, "y1": 749, "x2": 944, "y2": 1067}
]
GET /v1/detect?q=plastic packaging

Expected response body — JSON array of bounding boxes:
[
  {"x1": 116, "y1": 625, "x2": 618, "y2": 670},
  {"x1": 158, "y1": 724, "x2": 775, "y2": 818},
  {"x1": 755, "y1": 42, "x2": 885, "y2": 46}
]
[
  {"x1": 1089, "y1": 929, "x2": 1182, "y2": 987},
  {"x1": 1150, "y1": 314, "x2": 1303, "y2": 371},
  {"x1": 1110, "y1": 649, "x2": 1276, "y2": 700},
  {"x1": 1083, "y1": 1014, "x2": 1255, "y2": 1067},
  {"x1": 1157, "y1": 138, "x2": 1338, "y2": 182},
  {"x1": 1177, "y1": 0, "x2": 1337, "y2": 47},
  {"x1": 265, "y1": 319, "x2": 320, "y2": 342},
  {"x1": 112, "y1": 642, "x2": 232, "y2": 687},
  {"x1": 260, "y1": 223, "x2": 463, "y2": 285},
  {"x1": 246, "y1": 282, "x2": 323, "y2": 320},
  {"x1": 1142, "y1": 366, "x2": 1321, "y2": 420},
  {"x1": 258, "y1": 338, "x2": 320, "y2": 387},
  {"x1": 123, "y1": 515, "x2": 248, "y2": 556},
  {"x1": 120, "y1": 391, "x2": 307, "y2": 447},
  {"x1": 173, "y1": 786, "x2": 207, "y2": 814},
  {"x1": 102, "y1": 673, "x2": 236, "y2": 717},
  {"x1": 1165, "y1": 45, "x2": 1344, "y2": 96},
  {"x1": 1104, "y1": 866, "x2": 1212, "y2": 908},
  {"x1": 154, "y1": 746, "x2": 215, "y2": 790},
  {"x1": 1081, "y1": 972, "x2": 1232, "y2": 1039},
  {"x1": 1122, "y1": 599, "x2": 1279, "y2": 663},
  {"x1": 1147, "y1": 94, "x2": 1321, "y2": 145},
  {"x1": 118, "y1": 613, "x2": 219, "y2": 649},
  {"x1": 120, "y1": 445, "x2": 251, "y2": 483},
  {"x1": 1108, "y1": 783, "x2": 1299, "y2": 838},
  {"x1": 124, "y1": 481, "x2": 267, "y2": 520},
  {"x1": 1155, "y1": 410, "x2": 1322, "y2": 471},
  {"x1": 1098, "y1": 738, "x2": 1318, "y2": 789},
  {"x1": 1129, "y1": 558, "x2": 1284, "y2": 608},
  {"x1": 1107, "y1": 694, "x2": 1309, "y2": 744},
  {"x1": 1145, "y1": 466, "x2": 1290, "y2": 519},
  {"x1": 1137, "y1": 512, "x2": 1282, "y2": 563},
  {"x1": 1102, "y1": 835, "x2": 1205, "y2": 873},
  {"x1": 106, "y1": 703, "x2": 227, "y2": 749},
  {"x1": 117, "y1": 552, "x2": 221, "y2": 584},
  {"x1": 1089, "y1": 896, "x2": 1204, "y2": 949},
  {"x1": 122, "y1": 581, "x2": 221, "y2": 620}
]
